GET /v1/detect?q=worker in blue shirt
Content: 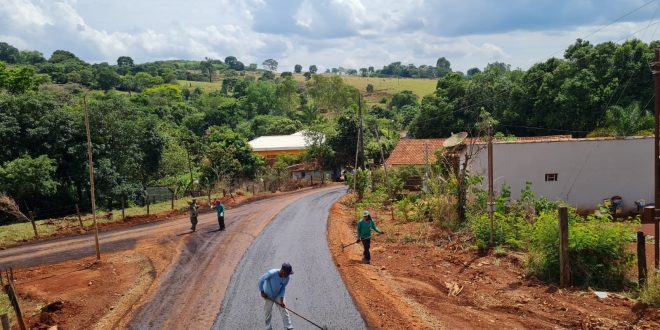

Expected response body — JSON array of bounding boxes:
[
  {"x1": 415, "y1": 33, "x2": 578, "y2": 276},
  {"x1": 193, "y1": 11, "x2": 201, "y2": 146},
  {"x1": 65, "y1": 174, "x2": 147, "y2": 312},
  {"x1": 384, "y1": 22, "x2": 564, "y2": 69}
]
[{"x1": 258, "y1": 263, "x2": 294, "y2": 330}]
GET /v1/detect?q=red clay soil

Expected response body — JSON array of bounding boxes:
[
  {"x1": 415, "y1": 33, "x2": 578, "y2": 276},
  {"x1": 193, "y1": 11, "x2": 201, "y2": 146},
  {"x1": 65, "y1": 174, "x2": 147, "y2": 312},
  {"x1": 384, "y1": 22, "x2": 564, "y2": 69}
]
[
  {"x1": 327, "y1": 194, "x2": 660, "y2": 330},
  {"x1": 10, "y1": 251, "x2": 156, "y2": 330}
]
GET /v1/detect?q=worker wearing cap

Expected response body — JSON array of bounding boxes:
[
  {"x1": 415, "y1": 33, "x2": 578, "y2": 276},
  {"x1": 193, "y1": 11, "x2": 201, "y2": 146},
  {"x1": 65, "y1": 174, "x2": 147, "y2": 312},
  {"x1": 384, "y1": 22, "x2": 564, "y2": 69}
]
[
  {"x1": 356, "y1": 210, "x2": 382, "y2": 264},
  {"x1": 258, "y1": 263, "x2": 294, "y2": 330}
]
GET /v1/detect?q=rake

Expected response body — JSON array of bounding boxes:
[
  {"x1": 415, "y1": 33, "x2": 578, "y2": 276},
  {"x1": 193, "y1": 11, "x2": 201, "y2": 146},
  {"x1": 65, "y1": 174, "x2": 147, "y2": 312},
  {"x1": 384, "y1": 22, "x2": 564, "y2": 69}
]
[{"x1": 267, "y1": 297, "x2": 328, "y2": 330}]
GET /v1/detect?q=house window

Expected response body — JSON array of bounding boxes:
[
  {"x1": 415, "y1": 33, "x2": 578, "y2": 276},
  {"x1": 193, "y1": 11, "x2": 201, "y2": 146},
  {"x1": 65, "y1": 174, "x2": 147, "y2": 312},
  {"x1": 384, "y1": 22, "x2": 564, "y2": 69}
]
[{"x1": 545, "y1": 173, "x2": 558, "y2": 182}]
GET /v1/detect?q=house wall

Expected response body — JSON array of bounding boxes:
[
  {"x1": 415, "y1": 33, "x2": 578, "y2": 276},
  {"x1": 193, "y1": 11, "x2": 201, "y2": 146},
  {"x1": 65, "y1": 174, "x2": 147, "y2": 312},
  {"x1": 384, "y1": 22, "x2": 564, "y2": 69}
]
[{"x1": 467, "y1": 137, "x2": 653, "y2": 211}]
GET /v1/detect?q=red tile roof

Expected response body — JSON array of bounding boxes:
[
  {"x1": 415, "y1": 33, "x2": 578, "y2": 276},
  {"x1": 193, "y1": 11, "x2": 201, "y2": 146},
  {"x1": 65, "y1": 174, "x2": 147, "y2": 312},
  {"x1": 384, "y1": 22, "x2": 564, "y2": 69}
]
[
  {"x1": 385, "y1": 135, "x2": 573, "y2": 166},
  {"x1": 385, "y1": 139, "x2": 445, "y2": 166}
]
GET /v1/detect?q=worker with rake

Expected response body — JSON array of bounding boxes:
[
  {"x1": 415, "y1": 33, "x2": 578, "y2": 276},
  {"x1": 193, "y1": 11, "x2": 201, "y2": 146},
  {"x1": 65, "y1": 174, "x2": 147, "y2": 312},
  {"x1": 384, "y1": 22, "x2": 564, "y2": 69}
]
[
  {"x1": 258, "y1": 263, "x2": 294, "y2": 330},
  {"x1": 357, "y1": 210, "x2": 382, "y2": 264}
]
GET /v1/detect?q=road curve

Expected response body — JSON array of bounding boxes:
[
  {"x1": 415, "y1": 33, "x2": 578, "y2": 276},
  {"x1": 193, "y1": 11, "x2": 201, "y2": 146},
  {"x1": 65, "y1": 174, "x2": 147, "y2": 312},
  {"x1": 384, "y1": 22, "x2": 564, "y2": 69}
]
[
  {"x1": 126, "y1": 186, "x2": 345, "y2": 329},
  {"x1": 0, "y1": 188, "x2": 334, "y2": 270},
  {"x1": 213, "y1": 187, "x2": 365, "y2": 330}
]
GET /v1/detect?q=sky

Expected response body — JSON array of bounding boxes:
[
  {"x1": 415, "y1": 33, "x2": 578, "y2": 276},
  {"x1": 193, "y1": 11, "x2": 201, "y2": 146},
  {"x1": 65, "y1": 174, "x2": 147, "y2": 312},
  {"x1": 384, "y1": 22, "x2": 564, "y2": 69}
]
[{"x1": 1, "y1": 0, "x2": 660, "y2": 73}]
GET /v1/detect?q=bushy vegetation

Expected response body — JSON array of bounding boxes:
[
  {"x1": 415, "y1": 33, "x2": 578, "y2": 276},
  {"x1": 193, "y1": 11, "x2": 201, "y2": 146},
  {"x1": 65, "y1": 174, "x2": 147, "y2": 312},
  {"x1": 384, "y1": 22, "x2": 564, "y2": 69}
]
[
  {"x1": 469, "y1": 184, "x2": 636, "y2": 290},
  {"x1": 640, "y1": 271, "x2": 660, "y2": 307}
]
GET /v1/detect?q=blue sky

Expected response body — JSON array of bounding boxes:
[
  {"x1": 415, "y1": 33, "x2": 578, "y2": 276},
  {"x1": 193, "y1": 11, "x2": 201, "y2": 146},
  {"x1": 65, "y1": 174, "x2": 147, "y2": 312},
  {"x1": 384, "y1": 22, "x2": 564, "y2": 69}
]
[{"x1": 0, "y1": 0, "x2": 659, "y2": 72}]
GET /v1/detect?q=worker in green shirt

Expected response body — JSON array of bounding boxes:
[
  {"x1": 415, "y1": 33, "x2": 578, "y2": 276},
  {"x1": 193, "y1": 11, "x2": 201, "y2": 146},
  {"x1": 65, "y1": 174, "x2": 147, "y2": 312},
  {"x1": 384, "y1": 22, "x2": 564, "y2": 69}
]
[
  {"x1": 356, "y1": 210, "x2": 383, "y2": 264},
  {"x1": 211, "y1": 200, "x2": 225, "y2": 231}
]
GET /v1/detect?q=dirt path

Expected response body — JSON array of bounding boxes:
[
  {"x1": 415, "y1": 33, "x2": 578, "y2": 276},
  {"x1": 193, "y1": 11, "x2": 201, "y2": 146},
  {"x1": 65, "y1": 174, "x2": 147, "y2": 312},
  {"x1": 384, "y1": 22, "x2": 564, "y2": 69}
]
[
  {"x1": 328, "y1": 195, "x2": 660, "y2": 330},
  {"x1": 213, "y1": 187, "x2": 364, "y2": 329},
  {"x1": 125, "y1": 186, "x2": 344, "y2": 329}
]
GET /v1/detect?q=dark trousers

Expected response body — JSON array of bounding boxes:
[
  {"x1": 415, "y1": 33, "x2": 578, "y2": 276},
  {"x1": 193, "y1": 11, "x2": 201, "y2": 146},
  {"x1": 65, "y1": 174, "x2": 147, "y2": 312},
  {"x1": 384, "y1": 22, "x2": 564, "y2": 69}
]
[
  {"x1": 190, "y1": 216, "x2": 198, "y2": 231},
  {"x1": 218, "y1": 215, "x2": 225, "y2": 230},
  {"x1": 361, "y1": 238, "x2": 371, "y2": 261}
]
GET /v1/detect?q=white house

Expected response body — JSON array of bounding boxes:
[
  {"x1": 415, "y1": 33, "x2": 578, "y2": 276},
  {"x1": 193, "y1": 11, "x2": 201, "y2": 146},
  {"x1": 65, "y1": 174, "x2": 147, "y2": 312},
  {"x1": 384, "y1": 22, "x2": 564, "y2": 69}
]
[
  {"x1": 385, "y1": 136, "x2": 654, "y2": 211},
  {"x1": 468, "y1": 136, "x2": 653, "y2": 211}
]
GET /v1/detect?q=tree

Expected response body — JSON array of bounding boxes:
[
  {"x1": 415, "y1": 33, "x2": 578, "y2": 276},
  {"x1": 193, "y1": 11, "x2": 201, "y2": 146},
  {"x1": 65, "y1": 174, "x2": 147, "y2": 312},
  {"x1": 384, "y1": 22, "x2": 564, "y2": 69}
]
[
  {"x1": 117, "y1": 56, "x2": 134, "y2": 67},
  {"x1": 261, "y1": 70, "x2": 275, "y2": 80},
  {"x1": 248, "y1": 63, "x2": 258, "y2": 71},
  {"x1": 303, "y1": 72, "x2": 312, "y2": 80},
  {"x1": 593, "y1": 103, "x2": 653, "y2": 137},
  {"x1": 390, "y1": 90, "x2": 418, "y2": 109},
  {"x1": 0, "y1": 155, "x2": 58, "y2": 201},
  {"x1": 467, "y1": 67, "x2": 481, "y2": 77},
  {"x1": 200, "y1": 57, "x2": 215, "y2": 83},
  {"x1": 0, "y1": 42, "x2": 20, "y2": 63},
  {"x1": 94, "y1": 63, "x2": 120, "y2": 91},
  {"x1": 436, "y1": 57, "x2": 452, "y2": 77},
  {"x1": 366, "y1": 83, "x2": 374, "y2": 93},
  {"x1": 309, "y1": 65, "x2": 318, "y2": 74},
  {"x1": 201, "y1": 126, "x2": 264, "y2": 187},
  {"x1": 225, "y1": 56, "x2": 238, "y2": 68},
  {"x1": 280, "y1": 71, "x2": 293, "y2": 78},
  {"x1": 294, "y1": 64, "x2": 302, "y2": 73},
  {"x1": 18, "y1": 50, "x2": 45, "y2": 64},
  {"x1": 360, "y1": 68, "x2": 368, "y2": 77},
  {"x1": 263, "y1": 59, "x2": 278, "y2": 71}
]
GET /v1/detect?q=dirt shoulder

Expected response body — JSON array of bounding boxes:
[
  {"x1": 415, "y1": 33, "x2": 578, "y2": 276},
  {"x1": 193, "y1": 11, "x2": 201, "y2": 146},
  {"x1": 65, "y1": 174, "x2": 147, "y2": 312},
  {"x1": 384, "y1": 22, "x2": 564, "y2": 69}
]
[{"x1": 327, "y1": 194, "x2": 660, "y2": 329}]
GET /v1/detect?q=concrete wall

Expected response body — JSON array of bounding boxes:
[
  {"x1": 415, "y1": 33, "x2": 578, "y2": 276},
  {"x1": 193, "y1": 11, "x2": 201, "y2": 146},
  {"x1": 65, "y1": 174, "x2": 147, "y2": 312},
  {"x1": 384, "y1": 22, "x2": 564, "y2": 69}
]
[{"x1": 467, "y1": 137, "x2": 653, "y2": 211}]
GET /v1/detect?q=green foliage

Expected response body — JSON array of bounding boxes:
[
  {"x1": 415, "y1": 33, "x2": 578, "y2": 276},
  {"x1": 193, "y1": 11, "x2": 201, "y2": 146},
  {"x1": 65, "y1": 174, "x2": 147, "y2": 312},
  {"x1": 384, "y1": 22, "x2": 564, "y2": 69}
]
[
  {"x1": 640, "y1": 271, "x2": 660, "y2": 307},
  {"x1": 0, "y1": 155, "x2": 58, "y2": 199},
  {"x1": 527, "y1": 211, "x2": 635, "y2": 289},
  {"x1": 366, "y1": 83, "x2": 374, "y2": 93},
  {"x1": 345, "y1": 168, "x2": 369, "y2": 200}
]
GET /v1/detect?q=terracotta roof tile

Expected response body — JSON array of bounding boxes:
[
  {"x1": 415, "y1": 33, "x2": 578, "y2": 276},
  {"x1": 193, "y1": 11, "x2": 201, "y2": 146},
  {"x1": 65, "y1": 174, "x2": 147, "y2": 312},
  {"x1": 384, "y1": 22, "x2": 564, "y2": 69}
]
[{"x1": 385, "y1": 135, "x2": 574, "y2": 166}]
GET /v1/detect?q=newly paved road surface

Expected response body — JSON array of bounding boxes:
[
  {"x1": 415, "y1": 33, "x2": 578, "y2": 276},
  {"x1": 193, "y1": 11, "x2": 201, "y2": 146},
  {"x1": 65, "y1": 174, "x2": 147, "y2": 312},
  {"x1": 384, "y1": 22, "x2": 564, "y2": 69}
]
[
  {"x1": 213, "y1": 187, "x2": 366, "y2": 330},
  {"x1": 0, "y1": 188, "x2": 330, "y2": 270}
]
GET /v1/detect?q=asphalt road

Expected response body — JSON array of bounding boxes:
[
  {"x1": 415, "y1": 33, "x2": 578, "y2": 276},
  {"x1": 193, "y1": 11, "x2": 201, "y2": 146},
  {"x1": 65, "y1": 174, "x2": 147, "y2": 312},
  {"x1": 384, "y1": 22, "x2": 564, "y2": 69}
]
[
  {"x1": 213, "y1": 187, "x2": 366, "y2": 330},
  {"x1": 0, "y1": 188, "x2": 329, "y2": 270}
]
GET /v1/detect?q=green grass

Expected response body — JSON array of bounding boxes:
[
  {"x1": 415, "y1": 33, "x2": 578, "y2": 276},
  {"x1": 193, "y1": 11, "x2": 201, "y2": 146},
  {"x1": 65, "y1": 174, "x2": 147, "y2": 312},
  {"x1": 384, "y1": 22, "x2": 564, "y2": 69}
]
[
  {"x1": 179, "y1": 80, "x2": 221, "y2": 93},
  {"x1": 0, "y1": 193, "x2": 234, "y2": 247},
  {"x1": 0, "y1": 294, "x2": 11, "y2": 324},
  {"x1": 180, "y1": 74, "x2": 437, "y2": 102}
]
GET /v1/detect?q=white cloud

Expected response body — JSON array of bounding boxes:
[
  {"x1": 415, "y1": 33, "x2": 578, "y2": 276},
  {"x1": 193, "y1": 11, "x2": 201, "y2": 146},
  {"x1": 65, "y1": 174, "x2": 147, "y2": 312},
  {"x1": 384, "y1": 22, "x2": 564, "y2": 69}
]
[{"x1": 0, "y1": 0, "x2": 658, "y2": 73}]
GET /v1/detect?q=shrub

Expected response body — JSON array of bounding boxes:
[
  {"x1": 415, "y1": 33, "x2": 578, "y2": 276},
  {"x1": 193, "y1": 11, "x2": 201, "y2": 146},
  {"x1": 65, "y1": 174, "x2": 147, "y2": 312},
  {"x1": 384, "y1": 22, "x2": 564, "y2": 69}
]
[
  {"x1": 640, "y1": 271, "x2": 660, "y2": 307},
  {"x1": 469, "y1": 211, "x2": 530, "y2": 249},
  {"x1": 527, "y1": 211, "x2": 635, "y2": 289}
]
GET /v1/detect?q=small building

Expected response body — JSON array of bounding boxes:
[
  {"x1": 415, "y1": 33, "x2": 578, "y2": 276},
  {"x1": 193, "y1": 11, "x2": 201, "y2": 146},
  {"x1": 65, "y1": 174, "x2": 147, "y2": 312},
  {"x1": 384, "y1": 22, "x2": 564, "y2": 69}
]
[
  {"x1": 385, "y1": 135, "x2": 652, "y2": 211},
  {"x1": 248, "y1": 132, "x2": 311, "y2": 164}
]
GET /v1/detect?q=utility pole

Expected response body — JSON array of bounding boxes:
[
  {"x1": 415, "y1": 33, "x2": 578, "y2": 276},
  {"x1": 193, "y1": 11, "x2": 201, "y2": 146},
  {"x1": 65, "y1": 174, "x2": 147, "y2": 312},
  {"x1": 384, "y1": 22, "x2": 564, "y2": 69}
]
[
  {"x1": 83, "y1": 95, "x2": 101, "y2": 261},
  {"x1": 487, "y1": 123, "x2": 494, "y2": 246},
  {"x1": 357, "y1": 93, "x2": 365, "y2": 170},
  {"x1": 653, "y1": 49, "x2": 660, "y2": 269}
]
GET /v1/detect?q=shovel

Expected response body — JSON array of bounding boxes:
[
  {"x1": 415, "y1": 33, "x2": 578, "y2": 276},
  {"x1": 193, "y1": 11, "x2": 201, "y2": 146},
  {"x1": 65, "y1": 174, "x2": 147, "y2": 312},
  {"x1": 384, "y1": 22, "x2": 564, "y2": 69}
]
[{"x1": 266, "y1": 297, "x2": 328, "y2": 330}]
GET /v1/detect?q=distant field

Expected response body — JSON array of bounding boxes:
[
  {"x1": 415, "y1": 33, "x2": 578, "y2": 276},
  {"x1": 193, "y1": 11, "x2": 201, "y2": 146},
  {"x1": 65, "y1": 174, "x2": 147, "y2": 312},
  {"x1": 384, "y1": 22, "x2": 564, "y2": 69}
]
[
  {"x1": 180, "y1": 74, "x2": 437, "y2": 101},
  {"x1": 292, "y1": 74, "x2": 437, "y2": 102},
  {"x1": 179, "y1": 80, "x2": 221, "y2": 93}
]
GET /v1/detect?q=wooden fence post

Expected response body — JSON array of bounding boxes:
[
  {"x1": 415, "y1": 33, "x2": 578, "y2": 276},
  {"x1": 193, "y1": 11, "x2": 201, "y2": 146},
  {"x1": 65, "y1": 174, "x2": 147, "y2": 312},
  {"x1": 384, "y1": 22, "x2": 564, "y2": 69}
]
[
  {"x1": 558, "y1": 206, "x2": 570, "y2": 287},
  {"x1": 638, "y1": 231, "x2": 648, "y2": 286},
  {"x1": 3, "y1": 270, "x2": 27, "y2": 330},
  {"x1": 121, "y1": 196, "x2": 125, "y2": 220},
  {"x1": 28, "y1": 211, "x2": 38, "y2": 238},
  {"x1": 171, "y1": 191, "x2": 175, "y2": 210},
  {"x1": 1, "y1": 313, "x2": 10, "y2": 330},
  {"x1": 146, "y1": 193, "x2": 150, "y2": 215},
  {"x1": 75, "y1": 204, "x2": 84, "y2": 229}
]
